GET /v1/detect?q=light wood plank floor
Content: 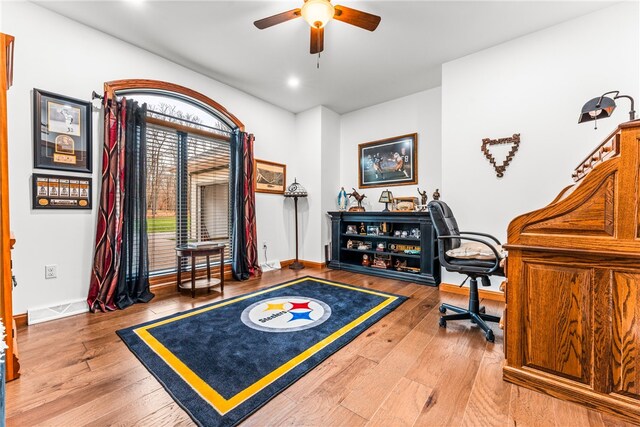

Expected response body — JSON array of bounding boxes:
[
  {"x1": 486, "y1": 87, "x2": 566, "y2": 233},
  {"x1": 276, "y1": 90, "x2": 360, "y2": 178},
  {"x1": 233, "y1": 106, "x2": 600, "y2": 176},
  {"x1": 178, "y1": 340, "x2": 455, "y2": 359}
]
[{"x1": 6, "y1": 268, "x2": 635, "y2": 426}]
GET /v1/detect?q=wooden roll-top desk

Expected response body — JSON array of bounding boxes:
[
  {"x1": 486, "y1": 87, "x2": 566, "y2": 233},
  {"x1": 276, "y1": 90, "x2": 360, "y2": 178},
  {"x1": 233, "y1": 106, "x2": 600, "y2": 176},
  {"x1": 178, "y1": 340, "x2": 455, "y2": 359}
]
[
  {"x1": 503, "y1": 121, "x2": 640, "y2": 422},
  {"x1": 1, "y1": 33, "x2": 19, "y2": 381}
]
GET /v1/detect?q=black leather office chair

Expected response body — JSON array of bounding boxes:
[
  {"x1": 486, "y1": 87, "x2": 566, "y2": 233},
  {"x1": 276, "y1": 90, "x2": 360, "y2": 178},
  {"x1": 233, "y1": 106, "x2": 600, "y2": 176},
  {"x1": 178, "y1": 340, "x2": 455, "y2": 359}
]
[{"x1": 427, "y1": 200, "x2": 503, "y2": 342}]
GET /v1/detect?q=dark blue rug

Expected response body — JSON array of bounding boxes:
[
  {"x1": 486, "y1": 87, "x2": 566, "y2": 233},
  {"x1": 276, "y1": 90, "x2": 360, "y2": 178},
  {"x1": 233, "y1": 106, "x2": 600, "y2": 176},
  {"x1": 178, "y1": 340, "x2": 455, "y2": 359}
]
[{"x1": 117, "y1": 276, "x2": 406, "y2": 426}]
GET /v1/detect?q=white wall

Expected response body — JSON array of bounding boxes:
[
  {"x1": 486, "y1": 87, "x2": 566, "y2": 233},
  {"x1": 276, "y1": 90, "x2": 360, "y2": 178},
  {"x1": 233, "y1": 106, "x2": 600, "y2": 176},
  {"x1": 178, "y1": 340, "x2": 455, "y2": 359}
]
[
  {"x1": 3, "y1": 1, "x2": 298, "y2": 314},
  {"x1": 292, "y1": 106, "x2": 322, "y2": 263},
  {"x1": 289, "y1": 105, "x2": 341, "y2": 264},
  {"x1": 441, "y1": 2, "x2": 640, "y2": 288},
  {"x1": 340, "y1": 87, "x2": 443, "y2": 210},
  {"x1": 320, "y1": 107, "x2": 341, "y2": 259}
]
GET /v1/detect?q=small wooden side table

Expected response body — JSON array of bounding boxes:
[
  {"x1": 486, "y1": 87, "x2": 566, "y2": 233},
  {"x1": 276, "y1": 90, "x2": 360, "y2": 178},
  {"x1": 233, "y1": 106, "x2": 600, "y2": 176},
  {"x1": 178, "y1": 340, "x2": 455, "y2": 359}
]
[{"x1": 175, "y1": 245, "x2": 225, "y2": 298}]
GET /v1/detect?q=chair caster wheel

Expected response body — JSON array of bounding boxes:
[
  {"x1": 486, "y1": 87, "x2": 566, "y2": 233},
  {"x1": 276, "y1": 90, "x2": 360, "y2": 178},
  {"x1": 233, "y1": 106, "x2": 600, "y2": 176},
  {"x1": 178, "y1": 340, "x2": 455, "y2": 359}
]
[
  {"x1": 470, "y1": 318, "x2": 476, "y2": 324},
  {"x1": 439, "y1": 318, "x2": 447, "y2": 328},
  {"x1": 486, "y1": 330, "x2": 495, "y2": 342},
  {"x1": 439, "y1": 306, "x2": 447, "y2": 314},
  {"x1": 479, "y1": 306, "x2": 486, "y2": 314}
]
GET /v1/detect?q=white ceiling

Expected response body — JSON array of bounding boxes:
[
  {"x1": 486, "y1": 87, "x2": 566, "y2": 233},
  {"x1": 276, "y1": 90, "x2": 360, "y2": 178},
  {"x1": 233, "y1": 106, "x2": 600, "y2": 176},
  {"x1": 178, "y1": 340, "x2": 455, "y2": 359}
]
[{"x1": 35, "y1": 1, "x2": 613, "y2": 114}]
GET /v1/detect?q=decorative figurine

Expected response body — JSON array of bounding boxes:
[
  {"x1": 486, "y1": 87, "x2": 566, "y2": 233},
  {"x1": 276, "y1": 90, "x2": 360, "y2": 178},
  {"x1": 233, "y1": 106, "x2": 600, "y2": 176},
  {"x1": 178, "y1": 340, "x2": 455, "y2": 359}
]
[
  {"x1": 432, "y1": 188, "x2": 441, "y2": 200},
  {"x1": 362, "y1": 254, "x2": 370, "y2": 267},
  {"x1": 347, "y1": 239, "x2": 353, "y2": 249},
  {"x1": 337, "y1": 187, "x2": 348, "y2": 211},
  {"x1": 348, "y1": 188, "x2": 367, "y2": 212},
  {"x1": 359, "y1": 222, "x2": 366, "y2": 235},
  {"x1": 372, "y1": 254, "x2": 391, "y2": 269},
  {"x1": 394, "y1": 259, "x2": 407, "y2": 271},
  {"x1": 417, "y1": 188, "x2": 428, "y2": 210}
]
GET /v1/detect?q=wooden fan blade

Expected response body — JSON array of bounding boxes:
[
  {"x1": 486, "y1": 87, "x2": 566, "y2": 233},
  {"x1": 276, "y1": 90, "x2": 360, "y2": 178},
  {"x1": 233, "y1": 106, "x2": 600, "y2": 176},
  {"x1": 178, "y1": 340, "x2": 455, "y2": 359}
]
[
  {"x1": 334, "y1": 5, "x2": 381, "y2": 31},
  {"x1": 254, "y1": 9, "x2": 301, "y2": 29},
  {"x1": 310, "y1": 26, "x2": 324, "y2": 54}
]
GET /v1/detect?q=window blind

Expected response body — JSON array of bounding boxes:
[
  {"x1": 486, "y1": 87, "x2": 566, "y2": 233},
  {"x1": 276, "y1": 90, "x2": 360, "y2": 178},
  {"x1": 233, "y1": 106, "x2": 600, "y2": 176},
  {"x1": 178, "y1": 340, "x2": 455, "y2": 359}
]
[{"x1": 145, "y1": 122, "x2": 231, "y2": 276}]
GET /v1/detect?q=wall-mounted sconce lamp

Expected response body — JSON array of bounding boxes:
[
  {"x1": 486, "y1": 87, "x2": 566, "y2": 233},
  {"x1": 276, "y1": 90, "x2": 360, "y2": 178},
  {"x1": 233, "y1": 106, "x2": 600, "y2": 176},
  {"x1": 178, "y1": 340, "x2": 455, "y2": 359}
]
[{"x1": 578, "y1": 90, "x2": 636, "y2": 129}]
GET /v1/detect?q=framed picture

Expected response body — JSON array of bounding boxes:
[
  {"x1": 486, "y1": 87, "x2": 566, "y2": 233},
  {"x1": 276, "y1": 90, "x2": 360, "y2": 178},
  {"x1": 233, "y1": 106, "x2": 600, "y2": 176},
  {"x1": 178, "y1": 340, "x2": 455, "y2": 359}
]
[
  {"x1": 346, "y1": 239, "x2": 362, "y2": 249},
  {"x1": 366, "y1": 225, "x2": 380, "y2": 236},
  {"x1": 393, "y1": 196, "x2": 419, "y2": 212},
  {"x1": 358, "y1": 133, "x2": 418, "y2": 189},
  {"x1": 358, "y1": 241, "x2": 373, "y2": 250},
  {"x1": 32, "y1": 173, "x2": 92, "y2": 210},
  {"x1": 254, "y1": 159, "x2": 286, "y2": 194},
  {"x1": 33, "y1": 89, "x2": 92, "y2": 173}
]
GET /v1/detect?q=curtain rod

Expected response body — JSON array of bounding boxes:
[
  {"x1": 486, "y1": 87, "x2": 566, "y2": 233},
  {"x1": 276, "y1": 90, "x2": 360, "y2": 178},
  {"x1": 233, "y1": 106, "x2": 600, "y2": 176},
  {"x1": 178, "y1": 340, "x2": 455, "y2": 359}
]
[{"x1": 92, "y1": 91, "x2": 120, "y2": 105}]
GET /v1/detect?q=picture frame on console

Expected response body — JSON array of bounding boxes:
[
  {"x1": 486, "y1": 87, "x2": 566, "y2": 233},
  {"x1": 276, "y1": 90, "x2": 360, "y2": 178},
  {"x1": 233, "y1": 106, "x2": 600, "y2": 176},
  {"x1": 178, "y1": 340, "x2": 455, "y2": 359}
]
[
  {"x1": 358, "y1": 133, "x2": 418, "y2": 189},
  {"x1": 33, "y1": 89, "x2": 92, "y2": 174}
]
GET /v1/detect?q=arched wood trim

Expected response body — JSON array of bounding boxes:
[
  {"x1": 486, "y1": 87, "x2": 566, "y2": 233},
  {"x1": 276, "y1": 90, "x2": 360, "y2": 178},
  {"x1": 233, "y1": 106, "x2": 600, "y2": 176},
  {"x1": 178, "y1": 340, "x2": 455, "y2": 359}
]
[{"x1": 103, "y1": 79, "x2": 245, "y2": 131}]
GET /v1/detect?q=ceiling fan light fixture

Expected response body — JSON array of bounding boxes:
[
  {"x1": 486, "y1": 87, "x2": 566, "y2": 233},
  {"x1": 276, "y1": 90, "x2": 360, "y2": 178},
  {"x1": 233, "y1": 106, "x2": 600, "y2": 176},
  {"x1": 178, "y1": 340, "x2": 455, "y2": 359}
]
[{"x1": 301, "y1": 0, "x2": 335, "y2": 28}]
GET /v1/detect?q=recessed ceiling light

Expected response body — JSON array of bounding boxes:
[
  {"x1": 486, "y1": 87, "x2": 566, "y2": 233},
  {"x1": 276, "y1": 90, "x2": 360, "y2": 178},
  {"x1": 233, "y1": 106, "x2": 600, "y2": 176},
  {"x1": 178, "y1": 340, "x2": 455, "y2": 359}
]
[
  {"x1": 287, "y1": 77, "x2": 300, "y2": 89},
  {"x1": 126, "y1": 0, "x2": 145, "y2": 7}
]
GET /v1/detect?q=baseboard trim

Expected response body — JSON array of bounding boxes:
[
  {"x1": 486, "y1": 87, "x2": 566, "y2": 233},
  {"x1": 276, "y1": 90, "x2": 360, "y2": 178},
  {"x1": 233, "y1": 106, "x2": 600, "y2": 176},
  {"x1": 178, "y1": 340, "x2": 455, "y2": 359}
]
[
  {"x1": 14, "y1": 313, "x2": 27, "y2": 328},
  {"x1": 439, "y1": 282, "x2": 505, "y2": 302},
  {"x1": 17, "y1": 261, "x2": 326, "y2": 319},
  {"x1": 280, "y1": 259, "x2": 326, "y2": 269}
]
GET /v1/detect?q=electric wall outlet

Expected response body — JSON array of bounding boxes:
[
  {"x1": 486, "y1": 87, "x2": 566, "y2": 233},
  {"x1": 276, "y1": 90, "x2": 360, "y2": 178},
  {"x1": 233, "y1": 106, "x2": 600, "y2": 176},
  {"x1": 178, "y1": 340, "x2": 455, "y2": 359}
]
[{"x1": 45, "y1": 264, "x2": 57, "y2": 279}]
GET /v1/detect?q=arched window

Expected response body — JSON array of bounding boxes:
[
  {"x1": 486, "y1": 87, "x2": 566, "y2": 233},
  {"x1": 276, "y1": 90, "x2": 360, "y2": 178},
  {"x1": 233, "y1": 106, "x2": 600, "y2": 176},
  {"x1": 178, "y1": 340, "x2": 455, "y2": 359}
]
[{"x1": 104, "y1": 80, "x2": 241, "y2": 278}]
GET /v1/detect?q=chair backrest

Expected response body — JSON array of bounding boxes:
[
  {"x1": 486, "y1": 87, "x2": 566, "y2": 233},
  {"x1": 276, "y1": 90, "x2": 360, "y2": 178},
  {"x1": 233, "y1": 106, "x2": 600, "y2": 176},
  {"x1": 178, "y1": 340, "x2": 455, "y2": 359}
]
[{"x1": 427, "y1": 200, "x2": 461, "y2": 252}]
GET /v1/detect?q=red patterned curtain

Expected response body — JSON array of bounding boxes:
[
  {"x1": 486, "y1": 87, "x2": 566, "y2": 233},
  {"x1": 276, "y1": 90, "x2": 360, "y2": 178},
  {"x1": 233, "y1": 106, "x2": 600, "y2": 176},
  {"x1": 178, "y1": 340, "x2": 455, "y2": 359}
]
[
  {"x1": 243, "y1": 134, "x2": 260, "y2": 277},
  {"x1": 230, "y1": 131, "x2": 261, "y2": 280},
  {"x1": 87, "y1": 96, "x2": 127, "y2": 312}
]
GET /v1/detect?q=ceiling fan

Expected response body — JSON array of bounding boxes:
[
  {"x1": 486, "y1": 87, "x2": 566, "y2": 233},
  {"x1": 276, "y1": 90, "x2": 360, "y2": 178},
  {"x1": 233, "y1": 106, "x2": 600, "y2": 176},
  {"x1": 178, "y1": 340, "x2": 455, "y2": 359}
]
[{"x1": 254, "y1": 0, "x2": 381, "y2": 55}]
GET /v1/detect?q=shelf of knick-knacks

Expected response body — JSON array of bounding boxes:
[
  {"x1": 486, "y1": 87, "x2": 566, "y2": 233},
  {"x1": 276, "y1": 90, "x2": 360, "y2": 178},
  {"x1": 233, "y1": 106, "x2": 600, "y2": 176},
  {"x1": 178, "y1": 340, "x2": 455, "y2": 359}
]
[{"x1": 328, "y1": 211, "x2": 440, "y2": 286}]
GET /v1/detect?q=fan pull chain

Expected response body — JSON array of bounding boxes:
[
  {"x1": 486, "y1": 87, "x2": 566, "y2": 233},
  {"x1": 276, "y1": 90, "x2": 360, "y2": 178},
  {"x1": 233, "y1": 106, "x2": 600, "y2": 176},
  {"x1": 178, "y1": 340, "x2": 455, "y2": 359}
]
[{"x1": 317, "y1": 52, "x2": 321, "y2": 69}]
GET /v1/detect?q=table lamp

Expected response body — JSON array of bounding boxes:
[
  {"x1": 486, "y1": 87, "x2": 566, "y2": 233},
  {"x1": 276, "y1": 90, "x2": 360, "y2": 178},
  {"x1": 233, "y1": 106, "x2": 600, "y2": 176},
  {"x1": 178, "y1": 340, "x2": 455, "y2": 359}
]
[{"x1": 378, "y1": 189, "x2": 393, "y2": 212}]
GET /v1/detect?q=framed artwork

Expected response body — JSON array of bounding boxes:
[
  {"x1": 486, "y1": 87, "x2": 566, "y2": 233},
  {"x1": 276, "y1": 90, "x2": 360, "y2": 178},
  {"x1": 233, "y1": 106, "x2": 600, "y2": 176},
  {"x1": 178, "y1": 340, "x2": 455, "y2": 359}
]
[
  {"x1": 392, "y1": 196, "x2": 419, "y2": 212},
  {"x1": 366, "y1": 226, "x2": 380, "y2": 236},
  {"x1": 254, "y1": 159, "x2": 286, "y2": 194},
  {"x1": 33, "y1": 89, "x2": 92, "y2": 173},
  {"x1": 358, "y1": 133, "x2": 418, "y2": 189},
  {"x1": 32, "y1": 173, "x2": 92, "y2": 210}
]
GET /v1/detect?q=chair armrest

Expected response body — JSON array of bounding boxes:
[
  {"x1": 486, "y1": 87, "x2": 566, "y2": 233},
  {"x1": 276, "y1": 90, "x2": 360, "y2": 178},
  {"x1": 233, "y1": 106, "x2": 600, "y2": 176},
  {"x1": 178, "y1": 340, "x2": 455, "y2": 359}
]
[
  {"x1": 458, "y1": 231, "x2": 501, "y2": 245},
  {"x1": 437, "y1": 235, "x2": 501, "y2": 274}
]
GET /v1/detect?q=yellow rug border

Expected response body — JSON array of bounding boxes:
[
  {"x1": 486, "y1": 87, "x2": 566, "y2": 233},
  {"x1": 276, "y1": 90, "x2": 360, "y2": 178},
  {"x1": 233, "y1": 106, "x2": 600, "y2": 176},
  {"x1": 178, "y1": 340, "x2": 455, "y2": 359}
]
[{"x1": 133, "y1": 277, "x2": 399, "y2": 415}]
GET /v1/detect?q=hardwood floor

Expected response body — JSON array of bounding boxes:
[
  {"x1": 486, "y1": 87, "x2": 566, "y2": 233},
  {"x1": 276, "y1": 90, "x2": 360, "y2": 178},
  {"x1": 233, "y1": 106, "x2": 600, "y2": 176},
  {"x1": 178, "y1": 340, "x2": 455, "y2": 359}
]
[{"x1": 5, "y1": 268, "x2": 635, "y2": 426}]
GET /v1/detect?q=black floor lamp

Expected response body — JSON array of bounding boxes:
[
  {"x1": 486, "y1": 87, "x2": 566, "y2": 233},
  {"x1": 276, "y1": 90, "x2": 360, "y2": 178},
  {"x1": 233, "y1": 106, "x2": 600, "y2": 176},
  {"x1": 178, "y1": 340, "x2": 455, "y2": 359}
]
[{"x1": 284, "y1": 178, "x2": 308, "y2": 270}]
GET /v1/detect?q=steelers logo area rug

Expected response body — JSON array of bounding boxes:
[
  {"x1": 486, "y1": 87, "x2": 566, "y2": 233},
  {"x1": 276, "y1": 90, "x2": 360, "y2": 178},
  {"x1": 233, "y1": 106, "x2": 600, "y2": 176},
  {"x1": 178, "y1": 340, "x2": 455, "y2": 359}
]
[{"x1": 117, "y1": 276, "x2": 407, "y2": 427}]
